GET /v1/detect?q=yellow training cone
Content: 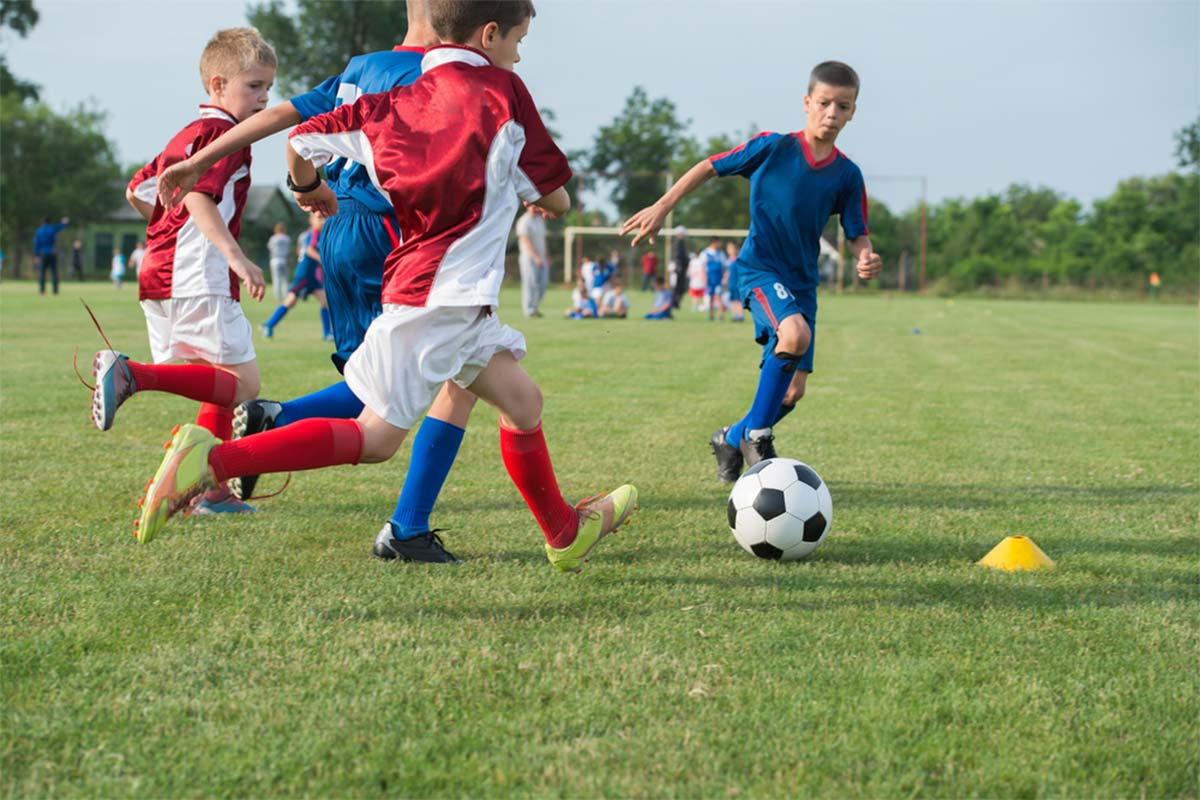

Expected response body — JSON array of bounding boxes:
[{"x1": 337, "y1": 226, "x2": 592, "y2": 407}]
[{"x1": 977, "y1": 535, "x2": 1056, "y2": 572}]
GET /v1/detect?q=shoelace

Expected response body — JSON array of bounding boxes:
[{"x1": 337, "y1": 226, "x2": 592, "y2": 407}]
[
  {"x1": 751, "y1": 436, "x2": 776, "y2": 457},
  {"x1": 72, "y1": 299, "x2": 121, "y2": 391}
]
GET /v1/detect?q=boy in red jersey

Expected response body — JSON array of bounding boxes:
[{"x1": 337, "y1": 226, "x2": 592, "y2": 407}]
[
  {"x1": 92, "y1": 28, "x2": 273, "y2": 514},
  {"x1": 134, "y1": 0, "x2": 638, "y2": 572}
]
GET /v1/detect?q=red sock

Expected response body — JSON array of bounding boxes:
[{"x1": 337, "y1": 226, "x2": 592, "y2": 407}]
[
  {"x1": 126, "y1": 361, "x2": 238, "y2": 406},
  {"x1": 196, "y1": 403, "x2": 234, "y2": 440},
  {"x1": 208, "y1": 418, "x2": 363, "y2": 483},
  {"x1": 499, "y1": 421, "x2": 577, "y2": 547}
]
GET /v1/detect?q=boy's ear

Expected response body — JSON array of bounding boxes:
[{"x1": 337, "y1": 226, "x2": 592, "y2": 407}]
[
  {"x1": 208, "y1": 74, "x2": 226, "y2": 97},
  {"x1": 480, "y1": 20, "x2": 500, "y2": 48}
]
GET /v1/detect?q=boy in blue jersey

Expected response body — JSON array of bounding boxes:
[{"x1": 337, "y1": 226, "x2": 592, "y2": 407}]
[
  {"x1": 155, "y1": 0, "x2": 476, "y2": 563},
  {"x1": 622, "y1": 61, "x2": 882, "y2": 482},
  {"x1": 702, "y1": 237, "x2": 727, "y2": 321}
]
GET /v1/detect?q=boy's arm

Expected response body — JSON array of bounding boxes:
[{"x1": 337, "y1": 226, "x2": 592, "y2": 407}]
[
  {"x1": 621, "y1": 159, "x2": 717, "y2": 246},
  {"x1": 847, "y1": 235, "x2": 882, "y2": 280},
  {"x1": 125, "y1": 188, "x2": 155, "y2": 221},
  {"x1": 181, "y1": 192, "x2": 266, "y2": 300},
  {"x1": 531, "y1": 187, "x2": 570, "y2": 218},
  {"x1": 159, "y1": 103, "x2": 303, "y2": 209}
]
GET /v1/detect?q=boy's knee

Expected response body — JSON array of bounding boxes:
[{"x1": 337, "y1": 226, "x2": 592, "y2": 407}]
[
  {"x1": 783, "y1": 386, "x2": 805, "y2": 405},
  {"x1": 359, "y1": 439, "x2": 400, "y2": 463},
  {"x1": 775, "y1": 324, "x2": 810, "y2": 356},
  {"x1": 501, "y1": 385, "x2": 543, "y2": 431},
  {"x1": 231, "y1": 375, "x2": 261, "y2": 405}
]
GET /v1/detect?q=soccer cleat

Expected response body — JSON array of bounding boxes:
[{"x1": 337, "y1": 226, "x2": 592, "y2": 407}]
[
  {"x1": 710, "y1": 426, "x2": 744, "y2": 483},
  {"x1": 91, "y1": 350, "x2": 136, "y2": 431},
  {"x1": 545, "y1": 484, "x2": 639, "y2": 574},
  {"x1": 190, "y1": 485, "x2": 257, "y2": 515},
  {"x1": 738, "y1": 431, "x2": 778, "y2": 469},
  {"x1": 136, "y1": 424, "x2": 219, "y2": 544},
  {"x1": 229, "y1": 399, "x2": 283, "y2": 500},
  {"x1": 372, "y1": 524, "x2": 460, "y2": 563}
]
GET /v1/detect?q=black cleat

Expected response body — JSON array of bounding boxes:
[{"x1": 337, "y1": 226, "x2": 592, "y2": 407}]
[
  {"x1": 230, "y1": 399, "x2": 283, "y2": 500},
  {"x1": 372, "y1": 524, "x2": 461, "y2": 563},
  {"x1": 710, "y1": 426, "x2": 744, "y2": 483},
  {"x1": 738, "y1": 431, "x2": 777, "y2": 469}
]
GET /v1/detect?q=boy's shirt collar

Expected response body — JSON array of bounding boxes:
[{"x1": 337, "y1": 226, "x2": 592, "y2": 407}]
[
  {"x1": 198, "y1": 105, "x2": 237, "y2": 124},
  {"x1": 421, "y1": 44, "x2": 492, "y2": 72},
  {"x1": 793, "y1": 131, "x2": 841, "y2": 170},
  {"x1": 392, "y1": 44, "x2": 426, "y2": 53}
]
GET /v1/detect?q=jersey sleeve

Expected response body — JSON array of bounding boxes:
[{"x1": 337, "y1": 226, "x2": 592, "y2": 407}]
[
  {"x1": 509, "y1": 74, "x2": 572, "y2": 201},
  {"x1": 709, "y1": 132, "x2": 776, "y2": 178},
  {"x1": 289, "y1": 90, "x2": 391, "y2": 168},
  {"x1": 128, "y1": 157, "x2": 160, "y2": 204},
  {"x1": 190, "y1": 124, "x2": 248, "y2": 200},
  {"x1": 290, "y1": 74, "x2": 341, "y2": 121},
  {"x1": 837, "y1": 163, "x2": 870, "y2": 239}
]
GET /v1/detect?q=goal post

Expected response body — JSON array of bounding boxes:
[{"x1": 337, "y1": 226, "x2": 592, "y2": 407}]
[{"x1": 562, "y1": 225, "x2": 751, "y2": 286}]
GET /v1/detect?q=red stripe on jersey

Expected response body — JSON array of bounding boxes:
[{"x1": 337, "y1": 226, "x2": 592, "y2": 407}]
[
  {"x1": 795, "y1": 133, "x2": 840, "y2": 170},
  {"x1": 709, "y1": 131, "x2": 774, "y2": 164},
  {"x1": 381, "y1": 215, "x2": 399, "y2": 248}
]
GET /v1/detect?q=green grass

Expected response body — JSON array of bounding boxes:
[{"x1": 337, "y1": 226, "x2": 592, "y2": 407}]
[{"x1": 2, "y1": 280, "x2": 1197, "y2": 798}]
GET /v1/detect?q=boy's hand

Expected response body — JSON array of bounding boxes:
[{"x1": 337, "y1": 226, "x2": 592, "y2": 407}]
[
  {"x1": 856, "y1": 249, "x2": 882, "y2": 280},
  {"x1": 230, "y1": 256, "x2": 266, "y2": 301},
  {"x1": 522, "y1": 201, "x2": 558, "y2": 220},
  {"x1": 294, "y1": 183, "x2": 338, "y2": 217},
  {"x1": 158, "y1": 159, "x2": 200, "y2": 209},
  {"x1": 621, "y1": 203, "x2": 669, "y2": 246}
]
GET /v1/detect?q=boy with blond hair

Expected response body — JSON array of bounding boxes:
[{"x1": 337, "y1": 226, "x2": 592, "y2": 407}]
[
  {"x1": 623, "y1": 61, "x2": 883, "y2": 483},
  {"x1": 91, "y1": 27, "x2": 273, "y2": 514},
  {"x1": 135, "y1": 0, "x2": 638, "y2": 573}
]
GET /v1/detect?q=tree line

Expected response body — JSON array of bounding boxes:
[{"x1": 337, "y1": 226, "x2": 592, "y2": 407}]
[{"x1": 2, "y1": 0, "x2": 1196, "y2": 296}]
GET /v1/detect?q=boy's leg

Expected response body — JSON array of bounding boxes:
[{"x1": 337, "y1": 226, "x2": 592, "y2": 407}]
[
  {"x1": 91, "y1": 354, "x2": 243, "y2": 432},
  {"x1": 468, "y1": 350, "x2": 638, "y2": 573},
  {"x1": 137, "y1": 410, "x2": 399, "y2": 544},
  {"x1": 719, "y1": 285, "x2": 814, "y2": 473}
]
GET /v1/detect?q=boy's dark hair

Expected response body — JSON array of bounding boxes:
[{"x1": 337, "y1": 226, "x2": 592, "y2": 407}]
[
  {"x1": 429, "y1": 0, "x2": 535, "y2": 43},
  {"x1": 808, "y1": 61, "x2": 860, "y2": 96}
]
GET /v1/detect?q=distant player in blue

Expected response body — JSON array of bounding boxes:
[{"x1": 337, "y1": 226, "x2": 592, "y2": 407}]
[
  {"x1": 33, "y1": 215, "x2": 70, "y2": 295},
  {"x1": 155, "y1": 1, "x2": 475, "y2": 563},
  {"x1": 724, "y1": 240, "x2": 745, "y2": 322},
  {"x1": 701, "y1": 237, "x2": 727, "y2": 321},
  {"x1": 261, "y1": 213, "x2": 332, "y2": 341},
  {"x1": 622, "y1": 61, "x2": 882, "y2": 483}
]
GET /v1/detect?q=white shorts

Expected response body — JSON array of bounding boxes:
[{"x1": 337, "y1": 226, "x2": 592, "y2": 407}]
[
  {"x1": 141, "y1": 295, "x2": 256, "y2": 366},
  {"x1": 345, "y1": 304, "x2": 526, "y2": 429}
]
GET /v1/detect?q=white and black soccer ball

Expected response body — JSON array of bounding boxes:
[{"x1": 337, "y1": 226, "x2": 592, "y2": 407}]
[{"x1": 727, "y1": 458, "x2": 833, "y2": 561}]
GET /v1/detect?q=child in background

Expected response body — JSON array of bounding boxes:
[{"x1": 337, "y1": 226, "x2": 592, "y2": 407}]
[
  {"x1": 644, "y1": 275, "x2": 673, "y2": 319},
  {"x1": 95, "y1": 27, "x2": 273, "y2": 517},
  {"x1": 110, "y1": 251, "x2": 127, "y2": 289},
  {"x1": 725, "y1": 240, "x2": 745, "y2": 322},
  {"x1": 687, "y1": 250, "x2": 707, "y2": 311},
  {"x1": 600, "y1": 280, "x2": 629, "y2": 318},
  {"x1": 261, "y1": 212, "x2": 332, "y2": 340},
  {"x1": 135, "y1": 0, "x2": 638, "y2": 572},
  {"x1": 566, "y1": 274, "x2": 598, "y2": 319}
]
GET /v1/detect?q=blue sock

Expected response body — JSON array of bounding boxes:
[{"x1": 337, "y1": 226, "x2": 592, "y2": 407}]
[
  {"x1": 320, "y1": 307, "x2": 332, "y2": 337},
  {"x1": 265, "y1": 304, "x2": 289, "y2": 329},
  {"x1": 726, "y1": 351, "x2": 797, "y2": 445},
  {"x1": 774, "y1": 402, "x2": 797, "y2": 426},
  {"x1": 276, "y1": 380, "x2": 363, "y2": 426},
  {"x1": 391, "y1": 417, "x2": 465, "y2": 538}
]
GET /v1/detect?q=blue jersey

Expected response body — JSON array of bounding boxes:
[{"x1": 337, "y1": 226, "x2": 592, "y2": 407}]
[
  {"x1": 703, "y1": 248, "x2": 725, "y2": 280},
  {"x1": 290, "y1": 47, "x2": 425, "y2": 213},
  {"x1": 710, "y1": 132, "x2": 868, "y2": 292}
]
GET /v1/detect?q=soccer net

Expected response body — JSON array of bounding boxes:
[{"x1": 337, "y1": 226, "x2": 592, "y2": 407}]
[{"x1": 562, "y1": 225, "x2": 751, "y2": 287}]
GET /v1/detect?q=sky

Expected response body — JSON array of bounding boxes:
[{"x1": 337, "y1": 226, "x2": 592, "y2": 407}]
[{"x1": 5, "y1": 0, "x2": 1198, "y2": 215}]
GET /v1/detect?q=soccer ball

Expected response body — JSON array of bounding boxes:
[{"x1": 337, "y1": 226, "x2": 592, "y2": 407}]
[{"x1": 727, "y1": 458, "x2": 833, "y2": 561}]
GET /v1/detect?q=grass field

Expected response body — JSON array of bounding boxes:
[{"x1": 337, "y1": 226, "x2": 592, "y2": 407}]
[{"x1": 2, "y1": 280, "x2": 1197, "y2": 798}]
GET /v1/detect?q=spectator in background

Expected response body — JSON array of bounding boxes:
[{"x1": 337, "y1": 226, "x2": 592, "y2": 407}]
[
  {"x1": 110, "y1": 250, "x2": 127, "y2": 289},
  {"x1": 1148, "y1": 271, "x2": 1161, "y2": 302},
  {"x1": 671, "y1": 225, "x2": 689, "y2": 309},
  {"x1": 129, "y1": 239, "x2": 146, "y2": 277},
  {"x1": 266, "y1": 223, "x2": 291, "y2": 302},
  {"x1": 566, "y1": 274, "x2": 598, "y2": 319},
  {"x1": 70, "y1": 240, "x2": 85, "y2": 281},
  {"x1": 640, "y1": 248, "x2": 657, "y2": 291},
  {"x1": 644, "y1": 275, "x2": 673, "y2": 320},
  {"x1": 33, "y1": 215, "x2": 69, "y2": 295},
  {"x1": 600, "y1": 279, "x2": 629, "y2": 318},
  {"x1": 516, "y1": 206, "x2": 549, "y2": 317}
]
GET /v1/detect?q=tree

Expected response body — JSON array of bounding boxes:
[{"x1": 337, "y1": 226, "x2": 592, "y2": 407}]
[
  {"x1": 0, "y1": 96, "x2": 122, "y2": 274},
  {"x1": 586, "y1": 86, "x2": 690, "y2": 216},
  {"x1": 1174, "y1": 117, "x2": 1200, "y2": 171},
  {"x1": 247, "y1": 0, "x2": 410, "y2": 98},
  {"x1": 0, "y1": 0, "x2": 39, "y2": 101}
]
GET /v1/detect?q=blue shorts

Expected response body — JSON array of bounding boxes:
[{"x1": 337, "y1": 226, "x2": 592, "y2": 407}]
[
  {"x1": 744, "y1": 280, "x2": 817, "y2": 372},
  {"x1": 706, "y1": 273, "x2": 723, "y2": 296},
  {"x1": 318, "y1": 198, "x2": 397, "y2": 363},
  {"x1": 289, "y1": 258, "x2": 322, "y2": 297}
]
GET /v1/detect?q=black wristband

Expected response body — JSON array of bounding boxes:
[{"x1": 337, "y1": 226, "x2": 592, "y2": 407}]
[{"x1": 287, "y1": 173, "x2": 322, "y2": 193}]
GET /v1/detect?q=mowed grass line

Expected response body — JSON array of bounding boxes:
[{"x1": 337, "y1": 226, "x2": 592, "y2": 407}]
[{"x1": 1, "y1": 281, "x2": 1196, "y2": 798}]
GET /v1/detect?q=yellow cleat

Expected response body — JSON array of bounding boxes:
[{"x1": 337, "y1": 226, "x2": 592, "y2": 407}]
[
  {"x1": 136, "y1": 424, "x2": 219, "y2": 544},
  {"x1": 545, "y1": 484, "x2": 639, "y2": 573}
]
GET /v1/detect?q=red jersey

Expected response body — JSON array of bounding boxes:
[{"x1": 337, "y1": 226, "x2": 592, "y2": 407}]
[
  {"x1": 128, "y1": 106, "x2": 252, "y2": 301},
  {"x1": 289, "y1": 45, "x2": 571, "y2": 308}
]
